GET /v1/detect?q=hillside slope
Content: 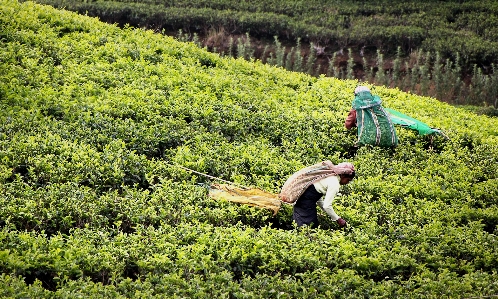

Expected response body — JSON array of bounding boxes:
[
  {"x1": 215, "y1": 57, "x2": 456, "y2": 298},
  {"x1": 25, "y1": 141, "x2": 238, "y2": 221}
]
[
  {"x1": 27, "y1": 0, "x2": 498, "y2": 107},
  {"x1": 1, "y1": 0, "x2": 498, "y2": 298},
  {"x1": 30, "y1": 0, "x2": 498, "y2": 64}
]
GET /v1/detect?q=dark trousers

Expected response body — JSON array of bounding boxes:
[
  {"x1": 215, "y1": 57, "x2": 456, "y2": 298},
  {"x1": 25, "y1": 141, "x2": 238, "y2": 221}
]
[{"x1": 293, "y1": 185, "x2": 322, "y2": 228}]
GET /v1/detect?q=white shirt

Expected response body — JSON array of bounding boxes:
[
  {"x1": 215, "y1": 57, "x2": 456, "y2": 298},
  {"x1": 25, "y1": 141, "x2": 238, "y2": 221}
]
[{"x1": 312, "y1": 175, "x2": 341, "y2": 221}]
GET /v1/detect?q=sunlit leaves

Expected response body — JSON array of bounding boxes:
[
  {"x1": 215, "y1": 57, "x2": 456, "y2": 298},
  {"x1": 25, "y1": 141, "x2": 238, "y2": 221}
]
[{"x1": 1, "y1": 0, "x2": 498, "y2": 297}]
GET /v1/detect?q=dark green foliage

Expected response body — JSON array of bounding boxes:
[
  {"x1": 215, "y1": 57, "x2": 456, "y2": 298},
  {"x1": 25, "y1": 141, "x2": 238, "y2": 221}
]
[{"x1": 30, "y1": 0, "x2": 498, "y2": 66}]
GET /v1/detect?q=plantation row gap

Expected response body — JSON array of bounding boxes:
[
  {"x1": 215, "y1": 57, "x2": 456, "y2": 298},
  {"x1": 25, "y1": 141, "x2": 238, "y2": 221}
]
[{"x1": 175, "y1": 30, "x2": 498, "y2": 112}]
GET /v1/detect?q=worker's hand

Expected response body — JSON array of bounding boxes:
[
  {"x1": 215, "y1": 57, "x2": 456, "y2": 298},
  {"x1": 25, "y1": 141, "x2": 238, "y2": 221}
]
[{"x1": 336, "y1": 218, "x2": 347, "y2": 228}]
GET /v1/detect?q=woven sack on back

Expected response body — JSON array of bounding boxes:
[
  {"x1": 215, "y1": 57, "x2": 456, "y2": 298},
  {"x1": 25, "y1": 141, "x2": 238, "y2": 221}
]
[
  {"x1": 279, "y1": 160, "x2": 338, "y2": 203},
  {"x1": 353, "y1": 92, "x2": 398, "y2": 147}
]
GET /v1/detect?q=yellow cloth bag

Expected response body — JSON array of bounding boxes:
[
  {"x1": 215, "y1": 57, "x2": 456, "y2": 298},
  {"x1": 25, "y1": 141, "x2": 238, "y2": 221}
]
[{"x1": 208, "y1": 183, "x2": 282, "y2": 215}]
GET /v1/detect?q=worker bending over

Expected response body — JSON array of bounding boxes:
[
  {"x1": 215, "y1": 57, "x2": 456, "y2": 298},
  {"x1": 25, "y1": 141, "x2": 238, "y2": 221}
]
[{"x1": 279, "y1": 161, "x2": 355, "y2": 228}]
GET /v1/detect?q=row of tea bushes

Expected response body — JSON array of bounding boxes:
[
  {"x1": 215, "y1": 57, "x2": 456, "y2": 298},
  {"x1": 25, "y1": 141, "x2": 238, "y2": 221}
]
[
  {"x1": 1, "y1": 0, "x2": 498, "y2": 297},
  {"x1": 1, "y1": 223, "x2": 498, "y2": 297}
]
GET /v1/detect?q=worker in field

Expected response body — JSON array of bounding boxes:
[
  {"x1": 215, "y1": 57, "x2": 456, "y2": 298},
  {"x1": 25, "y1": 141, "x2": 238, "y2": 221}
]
[
  {"x1": 279, "y1": 161, "x2": 355, "y2": 228},
  {"x1": 345, "y1": 86, "x2": 398, "y2": 147}
]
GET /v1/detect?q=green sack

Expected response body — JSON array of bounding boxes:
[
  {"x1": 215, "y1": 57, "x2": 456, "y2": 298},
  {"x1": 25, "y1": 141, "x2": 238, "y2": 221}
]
[
  {"x1": 384, "y1": 108, "x2": 442, "y2": 136},
  {"x1": 352, "y1": 91, "x2": 398, "y2": 147}
]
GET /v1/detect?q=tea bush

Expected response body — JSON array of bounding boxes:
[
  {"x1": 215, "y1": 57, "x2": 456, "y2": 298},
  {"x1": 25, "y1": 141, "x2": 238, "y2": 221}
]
[{"x1": 1, "y1": 0, "x2": 498, "y2": 297}]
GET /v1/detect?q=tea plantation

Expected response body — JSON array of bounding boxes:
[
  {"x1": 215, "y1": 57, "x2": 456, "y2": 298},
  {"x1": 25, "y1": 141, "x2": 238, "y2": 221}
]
[{"x1": 1, "y1": 0, "x2": 498, "y2": 298}]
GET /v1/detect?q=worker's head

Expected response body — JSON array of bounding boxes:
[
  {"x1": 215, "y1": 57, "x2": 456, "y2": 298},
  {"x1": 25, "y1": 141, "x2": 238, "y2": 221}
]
[
  {"x1": 339, "y1": 171, "x2": 355, "y2": 185},
  {"x1": 334, "y1": 162, "x2": 355, "y2": 185},
  {"x1": 354, "y1": 86, "x2": 371, "y2": 95}
]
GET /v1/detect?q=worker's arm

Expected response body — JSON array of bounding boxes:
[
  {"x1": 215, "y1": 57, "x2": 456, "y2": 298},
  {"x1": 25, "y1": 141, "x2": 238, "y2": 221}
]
[
  {"x1": 315, "y1": 176, "x2": 341, "y2": 221},
  {"x1": 345, "y1": 109, "x2": 357, "y2": 129}
]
